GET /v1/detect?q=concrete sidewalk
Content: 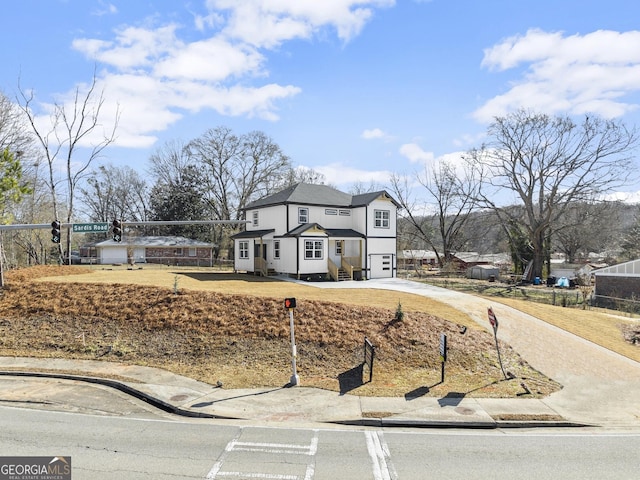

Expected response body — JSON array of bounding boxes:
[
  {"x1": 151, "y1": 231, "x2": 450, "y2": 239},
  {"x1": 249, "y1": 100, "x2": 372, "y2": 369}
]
[
  {"x1": 0, "y1": 356, "x2": 580, "y2": 428},
  {"x1": 1, "y1": 278, "x2": 639, "y2": 428}
]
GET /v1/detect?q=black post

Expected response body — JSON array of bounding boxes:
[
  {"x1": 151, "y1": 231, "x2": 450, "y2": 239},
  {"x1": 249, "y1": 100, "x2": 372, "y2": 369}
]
[{"x1": 439, "y1": 333, "x2": 447, "y2": 383}]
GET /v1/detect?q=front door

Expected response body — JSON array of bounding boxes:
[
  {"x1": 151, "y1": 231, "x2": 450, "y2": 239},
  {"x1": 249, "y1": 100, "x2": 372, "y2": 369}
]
[{"x1": 254, "y1": 243, "x2": 267, "y2": 260}]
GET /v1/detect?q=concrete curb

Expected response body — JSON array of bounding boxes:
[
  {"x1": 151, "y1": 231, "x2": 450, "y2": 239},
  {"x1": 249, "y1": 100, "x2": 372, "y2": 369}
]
[
  {"x1": 0, "y1": 370, "x2": 222, "y2": 419},
  {"x1": 0, "y1": 370, "x2": 594, "y2": 429}
]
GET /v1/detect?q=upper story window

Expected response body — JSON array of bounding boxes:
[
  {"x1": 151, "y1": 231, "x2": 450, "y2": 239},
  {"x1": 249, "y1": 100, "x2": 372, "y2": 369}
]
[
  {"x1": 298, "y1": 207, "x2": 309, "y2": 224},
  {"x1": 374, "y1": 209, "x2": 390, "y2": 228},
  {"x1": 325, "y1": 208, "x2": 337, "y2": 215},
  {"x1": 239, "y1": 241, "x2": 249, "y2": 259},
  {"x1": 252, "y1": 211, "x2": 259, "y2": 226},
  {"x1": 339, "y1": 209, "x2": 351, "y2": 216}
]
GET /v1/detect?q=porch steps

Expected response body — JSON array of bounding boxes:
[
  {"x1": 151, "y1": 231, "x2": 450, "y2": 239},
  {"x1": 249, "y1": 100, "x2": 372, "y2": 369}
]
[{"x1": 336, "y1": 268, "x2": 351, "y2": 281}]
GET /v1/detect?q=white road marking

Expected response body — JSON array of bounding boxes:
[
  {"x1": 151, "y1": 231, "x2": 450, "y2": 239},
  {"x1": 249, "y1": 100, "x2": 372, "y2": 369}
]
[
  {"x1": 365, "y1": 431, "x2": 397, "y2": 480},
  {"x1": 207, "y1": 429, "x2": 318, "y2": 480}
]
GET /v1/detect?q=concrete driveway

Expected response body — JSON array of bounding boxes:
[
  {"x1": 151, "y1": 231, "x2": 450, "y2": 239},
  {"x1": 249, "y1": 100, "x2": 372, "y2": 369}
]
[{"x1": 293, "y1": 277, "x2": 640, "y2": 426}]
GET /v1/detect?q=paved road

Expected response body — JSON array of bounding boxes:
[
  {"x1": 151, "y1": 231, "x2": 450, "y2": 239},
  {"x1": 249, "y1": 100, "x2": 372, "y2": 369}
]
[{"x1": 2, "y1": 405, "x2": 639, "y2": 480}]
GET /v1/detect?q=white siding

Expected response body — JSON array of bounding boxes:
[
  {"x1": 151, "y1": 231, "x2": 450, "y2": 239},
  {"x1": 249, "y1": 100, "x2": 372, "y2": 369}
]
[
  {"x1": 100, "y1": 246, "x2": 128, "y2": 264},
  {"x1": 366, "y1": 198, "x2": 397, "y2": 236},
  {"x1": 276, "y1": 238, "x2": 298, "y2": 273},
  {"x1": 297, "y1": 235, "x2": 329, "y2": 275},
  {"x1": 351, "y1": 206, "x2": 367, "y2": 234},
  {"x1": 247, "y1": 205, "x2": 287, "y2": 234}
]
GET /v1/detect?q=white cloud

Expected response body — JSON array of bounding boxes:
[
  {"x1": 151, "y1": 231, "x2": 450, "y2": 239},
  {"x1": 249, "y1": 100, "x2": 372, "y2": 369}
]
[
  {"x1": 207, "y1": 0, "x2": 395, "y2": 47},
  {"x1": 312, "y1": 162, "x2": 392, "y2": 186},
  {"x1": 605, "y1": 190, "x2": 640, "y2": 204},
  {"x1": 153, "y1": 38, "x2": 264, "y2": 81},
  {"x1": 92, "y1": 1, "x2": 117, "y2": 16},
  {"x1": 361, "y1": 128, "x2": 389, "y2": 140},
  {"x1": 73, "y1": 25, "x2": 182, "y2": 71},
  {"x1": 60, "y1": 1, "x2": 393, "y2": 148},
  {"x1": 474, "y1": 29, "x2": 640, "y2": 122},
  {"x1": 398, "y1": 143, "x2": 434, "y2": 164}
]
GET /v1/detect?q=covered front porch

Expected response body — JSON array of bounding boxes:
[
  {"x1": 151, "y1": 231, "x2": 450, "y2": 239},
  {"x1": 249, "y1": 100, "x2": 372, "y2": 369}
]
[{"x1": 327, "y1": 237, "x2": 364, "y2": 281}]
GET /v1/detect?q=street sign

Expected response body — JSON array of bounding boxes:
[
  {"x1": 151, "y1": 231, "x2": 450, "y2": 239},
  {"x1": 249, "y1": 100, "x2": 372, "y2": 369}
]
[
  {"x1": 488, "y1": 306, "x2": 498, "y2": 333},
  {"x1": 439, "y1": 333, "x2": 447, "y2": 362},
  {"x1": 72, "y1": 222, "x2": 109, "y2": 233},
  {"x1": 488, "y1": 306, "x2": 507, "y2": 379}
]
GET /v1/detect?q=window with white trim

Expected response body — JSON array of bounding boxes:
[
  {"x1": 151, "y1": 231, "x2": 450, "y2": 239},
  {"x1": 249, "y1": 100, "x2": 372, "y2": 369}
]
[
  {"x1": 188, "y1": 248, "x2": 197, "y2": 257},
  {"x1": 252, "y1": 211, "x2": 259, "y2": 226},
  {"x1": 305, "y1": 240, "x2": 323, "y2": 259},
  {"x1": 374, "y1": 209, "x2": 390, "y2": 228},
  {"x1": 274, "y1": 240, "x2": 280, "y2": 259},
  {"x1": 239, "y1": 241, "x2": 249, "y2": 259},
  {"x1": 298, "y1": 207, "x2": 309, "y2": 223}
]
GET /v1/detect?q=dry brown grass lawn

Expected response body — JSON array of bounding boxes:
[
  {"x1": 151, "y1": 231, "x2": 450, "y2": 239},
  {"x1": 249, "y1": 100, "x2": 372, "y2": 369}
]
[
  {"x1": 486, "y1": 297, "x2": 640, "y2": 363},
  {"x1": 0, "y1": 265, "x2": 563, "y2": 398}
]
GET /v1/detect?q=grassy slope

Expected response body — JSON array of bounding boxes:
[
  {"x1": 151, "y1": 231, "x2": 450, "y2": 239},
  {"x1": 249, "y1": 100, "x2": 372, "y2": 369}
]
[{"x1": 0, "y1": 265, "x2": 590, "y2": 398}]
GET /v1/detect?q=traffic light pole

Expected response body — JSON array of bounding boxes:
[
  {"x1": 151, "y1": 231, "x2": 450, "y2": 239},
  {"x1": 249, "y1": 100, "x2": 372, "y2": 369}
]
[{"x1": 288, "y1": 307, "x2": 299, "y2": 387}]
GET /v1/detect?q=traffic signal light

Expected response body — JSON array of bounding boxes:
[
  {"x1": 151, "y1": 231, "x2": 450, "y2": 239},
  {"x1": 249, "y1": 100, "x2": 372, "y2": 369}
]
[
  {"x1": 51, "y1": 220, "x2": 61, "y2": 244},
  {"x1": 284, "y1": 297, "x2": 296, "y2": 309},
  {"x1": 112, "y1": 219, "x2": 122, "y2": 242}
]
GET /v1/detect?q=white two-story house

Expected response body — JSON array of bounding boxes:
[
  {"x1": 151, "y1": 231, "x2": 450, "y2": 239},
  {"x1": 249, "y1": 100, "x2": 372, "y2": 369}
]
[{"x1": 232, "y1": 183, "x2": 399, "y2": 281}]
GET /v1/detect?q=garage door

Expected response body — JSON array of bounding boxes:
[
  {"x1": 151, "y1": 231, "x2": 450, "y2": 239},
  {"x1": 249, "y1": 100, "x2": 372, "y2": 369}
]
[{"x1": 370, "y1": 254, "x2": 393, "y2": 279}]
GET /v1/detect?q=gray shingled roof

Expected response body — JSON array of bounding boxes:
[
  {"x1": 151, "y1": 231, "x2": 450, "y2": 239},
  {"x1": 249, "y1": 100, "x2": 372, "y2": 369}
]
[
  {"x1": 95, "y1": 236, "x2": 214, "y2": 247},
  {"x1": 230, "y1": 229, "x2": 275, "y2": 239},
  {"x1": 278, "y1": 223, "x2": 365, "y2": 238},
  {"x1": 246, "y1": 183, "x2": 351, "y2": 209},
  {"x1": 245, "y1": 183, "x2": 397, "y2": 209}
]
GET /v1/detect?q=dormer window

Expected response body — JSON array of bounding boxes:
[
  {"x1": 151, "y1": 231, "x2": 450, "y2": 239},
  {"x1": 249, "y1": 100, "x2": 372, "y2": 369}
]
[
  {"x1": 252, "y1": 211, "x2": 259, "y2": 226},
  {"x1": 298, "y1": 207, "x2": 309, "y2": 224}
]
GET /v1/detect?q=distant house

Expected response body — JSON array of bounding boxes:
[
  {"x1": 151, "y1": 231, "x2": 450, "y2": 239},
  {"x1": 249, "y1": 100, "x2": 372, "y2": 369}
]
[
  {"x1": 397, "y1": 250, "x2": 438, "y2": 269},
  {"x1": 231, "y1": 183, "x2": 399, "y2": 281},
  {"x1": 87, "y1": 236, "x2": 215, "y2": 266},
  {"x1": 451, "y1": 252, "x2": 511, "y2": 271}
]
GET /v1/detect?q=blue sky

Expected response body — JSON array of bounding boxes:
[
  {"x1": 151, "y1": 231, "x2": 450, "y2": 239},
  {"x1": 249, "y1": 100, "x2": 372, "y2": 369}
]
[{"x1": 2, "y1": 0, "x2": 640, "y2": 198}]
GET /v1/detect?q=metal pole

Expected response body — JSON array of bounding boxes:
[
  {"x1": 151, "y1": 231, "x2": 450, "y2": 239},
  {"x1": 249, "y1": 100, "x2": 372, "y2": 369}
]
[
  {"x1": 288, "y1": 309, "x2": 299, "y2": 386},
  {"x1": 494, "y1": 329, "x2": 507, "y2": 380}
]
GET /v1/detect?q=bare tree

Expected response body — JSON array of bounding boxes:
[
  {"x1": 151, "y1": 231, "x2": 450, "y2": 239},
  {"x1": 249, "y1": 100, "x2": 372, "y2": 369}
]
[
  {"x1": 466, "y1": 109, "x2": 637, "y2": 279},
  {"x1": 552, "y1": 200, "x2": 622, "y2": 264},
  {"x1": 390, "y1": 159, "x2": 477, "y2": 267},
  {"x1": 271, "y1": 166, "x2": 327, "y2": 191},
  {"x1": 79, "y1": 164, "x2": 149, "y2": 224},
  {"x1": 17, "y1": 73, "x2": 119, "y2": 262},
  {"x1": 0, "y1": 91, "x2": 36, "y2": 158},
  {"x1": 147, "y1": 139, "x2": 194, "y2": 187},
  {"x1": 185, "y1": 126, "x2": 291, "y2": 257}
]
